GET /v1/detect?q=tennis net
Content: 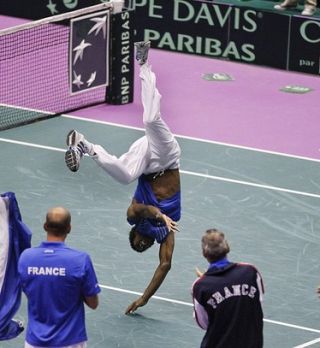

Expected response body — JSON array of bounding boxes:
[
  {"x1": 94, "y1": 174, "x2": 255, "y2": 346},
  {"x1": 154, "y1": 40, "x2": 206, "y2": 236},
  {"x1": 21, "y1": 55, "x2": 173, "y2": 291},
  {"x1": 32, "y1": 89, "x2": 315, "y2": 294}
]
[{"x1": 0, "y1": 1, "x2": 129, "y2": 131}]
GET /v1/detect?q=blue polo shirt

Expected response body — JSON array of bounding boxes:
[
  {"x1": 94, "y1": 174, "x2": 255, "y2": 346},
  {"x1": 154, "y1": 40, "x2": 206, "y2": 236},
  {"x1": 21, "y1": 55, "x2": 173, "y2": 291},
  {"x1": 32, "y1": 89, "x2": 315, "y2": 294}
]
[{"x1": 18, "y1": 242, "x2": 101, "y2": 347}]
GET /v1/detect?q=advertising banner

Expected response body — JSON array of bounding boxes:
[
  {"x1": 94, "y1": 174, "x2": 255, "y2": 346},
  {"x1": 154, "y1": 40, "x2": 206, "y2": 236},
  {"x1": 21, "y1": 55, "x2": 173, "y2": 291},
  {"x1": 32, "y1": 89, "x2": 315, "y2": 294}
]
[
  {"x1": 69, "y1": 10, "x2": 110, "y2": 95},
  {"x1": 134, "y1": 0, "x2": 230, "y2": 58},
  {"x1": 133, "y1": 0, "x2": 320, "y2": 75},
  {"x1": 2, "y1": 0, "x2": 320, "y2": 76},
  {"x1": 106, "y1": 10, "x2": 135, "y2": 104},
  {"x1": 288, "y1": 16, "x2": 320, "y2": 75},
  {"x1": 229, "y1": 9, "x2": 289, "y2": 70}
]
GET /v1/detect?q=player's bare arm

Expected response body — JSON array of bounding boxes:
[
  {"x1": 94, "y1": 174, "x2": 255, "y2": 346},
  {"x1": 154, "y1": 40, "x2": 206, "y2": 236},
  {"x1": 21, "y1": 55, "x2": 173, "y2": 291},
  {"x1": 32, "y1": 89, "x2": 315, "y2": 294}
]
[
  {"x1": 125, "y1": 231, "x2": 175, "y2": 314},
  {"x1": 127, "y1": 200, "x2": 178, "y2": 232}
]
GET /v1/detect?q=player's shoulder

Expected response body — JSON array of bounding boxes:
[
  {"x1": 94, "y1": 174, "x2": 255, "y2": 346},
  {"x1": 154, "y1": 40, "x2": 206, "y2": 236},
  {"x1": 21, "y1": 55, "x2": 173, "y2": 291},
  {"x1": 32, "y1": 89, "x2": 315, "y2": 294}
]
[
  {"x1": 63, "y1": 245, "x2": 90, "y2": 259},
  {"x1": 192, "y1": 274, "x2": 208, "y2": 291},
  {"x1": 236, "y1": 262, "x2": 260, "y2": 273},
  {"x1": 20, "y1": 245, "x2": 42, "y2": 257},
  {"x1": 19, "y1": 244, "x2": 90, "y2": 261}
]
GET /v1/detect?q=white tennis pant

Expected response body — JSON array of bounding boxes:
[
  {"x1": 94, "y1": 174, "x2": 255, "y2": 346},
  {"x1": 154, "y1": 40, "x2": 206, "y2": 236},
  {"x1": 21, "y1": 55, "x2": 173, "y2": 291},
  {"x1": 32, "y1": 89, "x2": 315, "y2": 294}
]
[{"x1": 92, "y1": 63, "x2": 181, "y2": 184}]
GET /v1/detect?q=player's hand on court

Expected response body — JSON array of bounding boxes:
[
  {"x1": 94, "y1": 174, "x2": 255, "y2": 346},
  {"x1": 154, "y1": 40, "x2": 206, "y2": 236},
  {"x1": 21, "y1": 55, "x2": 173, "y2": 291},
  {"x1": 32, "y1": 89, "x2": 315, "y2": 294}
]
[
  {"x1": 161, "y1": 214, "x2": 179, "y2": 233},
  {"x1": 195, "y1": 267, "x2": 204, "y2": 277},
  {"x1": 125, "y1": 296, "x2": 147, "y2": 315}
]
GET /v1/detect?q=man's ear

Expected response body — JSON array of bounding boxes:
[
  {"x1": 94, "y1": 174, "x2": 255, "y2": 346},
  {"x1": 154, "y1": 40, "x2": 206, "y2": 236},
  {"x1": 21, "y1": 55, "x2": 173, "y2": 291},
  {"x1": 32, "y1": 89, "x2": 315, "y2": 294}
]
[
  {"x1": 202, "y1": 247, "x2": 208, "y2": 259},
  {"x1": 66, "y1": 224, "x2": 71, "y2": 234},
  {"x1": 43, "y1": 222, "x2": 48, "y2": 232}
]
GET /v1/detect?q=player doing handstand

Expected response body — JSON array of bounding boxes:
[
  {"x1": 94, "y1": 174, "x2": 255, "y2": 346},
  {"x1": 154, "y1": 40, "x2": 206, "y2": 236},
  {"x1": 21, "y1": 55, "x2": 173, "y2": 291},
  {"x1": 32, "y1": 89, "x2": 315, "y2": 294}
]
[{"x1": 65, "y1": 41, "x2": 181, "y2": 314}]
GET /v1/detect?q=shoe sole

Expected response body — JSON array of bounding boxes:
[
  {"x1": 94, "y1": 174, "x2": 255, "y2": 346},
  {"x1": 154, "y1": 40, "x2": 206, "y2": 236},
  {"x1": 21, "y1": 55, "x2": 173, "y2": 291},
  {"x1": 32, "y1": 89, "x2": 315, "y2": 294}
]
[
  {"x1": 135, "y1": 41, "x2": 150, "y2": 65},
  {"x1": 65, "y1": 130, "x2": 80, "y2": 172},
  {"x1": 65, "y1": 148, "x2": 79, "y2": 172}
]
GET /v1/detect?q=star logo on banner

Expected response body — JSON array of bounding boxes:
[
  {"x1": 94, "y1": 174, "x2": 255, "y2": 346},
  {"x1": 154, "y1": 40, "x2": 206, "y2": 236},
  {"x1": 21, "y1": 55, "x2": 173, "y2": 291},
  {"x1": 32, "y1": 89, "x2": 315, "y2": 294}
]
[
  {"x1": 63, "y1": 0, "x2": 78, "y2": 9},
  {"x1": 72, "y1": 71, "x2": 83, "y2": 89},
  {"x1": 73, "y1": 39, "x2": 92, "y2": 65},
  {"x1": 47, "y1": 0, "x2": 59, "y2": 15},
  {"x1": 88, "y1": 16, "x2": 107, "y2": 39},
  {"x1": 87, "y1": 72, "x2": 97, "y2": 87}
]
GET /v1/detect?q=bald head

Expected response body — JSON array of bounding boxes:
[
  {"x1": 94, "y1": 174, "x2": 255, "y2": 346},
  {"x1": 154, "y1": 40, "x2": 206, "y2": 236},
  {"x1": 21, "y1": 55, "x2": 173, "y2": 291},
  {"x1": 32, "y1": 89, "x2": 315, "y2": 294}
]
[
  {"x1": 201, "y1": 229, "x2": 230, "y2": 262},
  {"x1": 44, "y1": 207, "x2": 71, "y2": 237}
]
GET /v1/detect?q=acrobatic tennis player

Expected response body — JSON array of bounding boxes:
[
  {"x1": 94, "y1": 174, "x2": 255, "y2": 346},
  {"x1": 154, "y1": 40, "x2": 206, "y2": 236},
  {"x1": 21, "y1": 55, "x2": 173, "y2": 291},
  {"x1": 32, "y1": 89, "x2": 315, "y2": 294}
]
[{"x1": 65, "y1": 41, "x2": 181, "y2": 314}]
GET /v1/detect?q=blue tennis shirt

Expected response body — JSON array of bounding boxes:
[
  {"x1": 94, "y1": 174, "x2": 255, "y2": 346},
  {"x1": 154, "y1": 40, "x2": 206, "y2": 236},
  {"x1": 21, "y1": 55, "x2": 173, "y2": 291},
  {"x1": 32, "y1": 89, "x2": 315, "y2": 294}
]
[
  {"x1": 133, "y1": 175, "x2": 181, "y2": 221},
  {"x1": 18, "y1": 242, "x2": 101, "y2": 347},
  {"x1": 128, "y1": 175, "x2": 181, "y2": 243}
]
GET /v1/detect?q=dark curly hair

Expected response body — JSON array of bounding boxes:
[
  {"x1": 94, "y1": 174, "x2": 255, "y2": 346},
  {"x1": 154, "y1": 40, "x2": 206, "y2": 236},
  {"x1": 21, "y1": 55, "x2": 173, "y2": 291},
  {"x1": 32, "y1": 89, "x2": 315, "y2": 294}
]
[{"x1": 129, "y1": 225, "x2": 155, "y2": 253}]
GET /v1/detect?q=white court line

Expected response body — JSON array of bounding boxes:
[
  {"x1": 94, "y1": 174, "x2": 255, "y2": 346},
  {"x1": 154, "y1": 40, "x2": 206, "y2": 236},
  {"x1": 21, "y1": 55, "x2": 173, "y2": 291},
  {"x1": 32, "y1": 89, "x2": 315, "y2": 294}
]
[
  {"x1": 0, "y1": 138, "x2": 64, "y2": 152},
  {"x1": 1, "y1": 137, "x2": 320, "y2": 199},
  {"x1": 293, "y1": 337, "x2": 320, "y2": 348},
  {"x1": 0, "y1": 102, "x2": 55, "y2": 116},
  {"x1": 99, "y1": 284, "x2": 320, "y2": 334},
  {"x1": 180, "y1": 169, "x2": 320, "y2": 199},
  {"x1": 2, "y1": 102, "x2": 320, "y2": 163},
  {"x1": 62, "y1": 114, "x2": 320, "y2": 164}
]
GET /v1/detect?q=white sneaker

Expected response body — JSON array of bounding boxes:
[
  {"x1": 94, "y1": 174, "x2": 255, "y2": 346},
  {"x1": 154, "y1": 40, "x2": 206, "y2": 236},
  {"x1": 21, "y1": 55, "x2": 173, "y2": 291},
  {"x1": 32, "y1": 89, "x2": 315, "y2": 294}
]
[
  {"x1": 301, "y1": 5, "x2": 316, "y2": 15},
  {"x1": 65, "y1": 130, "x2": 93, "y2": 172},
  {"x1": 274, "y1": 1, "x2": 297, "y2": 10},
  {"x1": 12, "y1": 318, "x2": 24, "y2": 333},
  {"x1": 134, "y1": 41, "x2": 151, "y2": 65}
]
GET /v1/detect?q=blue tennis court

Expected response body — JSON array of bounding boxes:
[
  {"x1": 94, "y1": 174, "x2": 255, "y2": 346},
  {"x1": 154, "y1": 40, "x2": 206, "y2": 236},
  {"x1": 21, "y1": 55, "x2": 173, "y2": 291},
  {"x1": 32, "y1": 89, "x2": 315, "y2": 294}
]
[
  {"x1": 0, "y1": 110, "x2": 320, "y2": 347},
  {"x1": 1, "y1": 4, "x2": 320, "y2": 345}
]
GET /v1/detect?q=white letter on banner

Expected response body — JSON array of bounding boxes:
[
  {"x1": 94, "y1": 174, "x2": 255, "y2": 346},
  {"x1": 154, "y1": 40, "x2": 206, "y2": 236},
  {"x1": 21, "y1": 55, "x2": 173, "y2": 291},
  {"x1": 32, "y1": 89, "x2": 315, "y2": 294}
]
[
  {"x1": 243, "y1": 10, "x2": 257, "y2": 32},
  {"x1": 177, "y1": 34, "x2": 195, "y2": 52},
  {"x1": 149, "y1": 0, "x2": 163, "y2": 18},
  {"x1": 159, "y1": 32, "x2": 176, "y2": 50},
  {"x1": 241, "y1": 44, "x2": 255, "y2": 62},
  {"x1": 122, "y1": 95, "x2": 129, "y2": 104},
  {"x1": 174, "y1": 0, "x2": 195, "y2": 22},
  {"x1": 205, "y1": 38, "x2": 222, "y2": 56},
  {"x1": 194, "y1": 4, "x2": 214, "y2": 25},
  {"x1": 144, "y1": 29, "x2": 161, "y2": 41},
  {"x1": 196, "y1": 36, "x2": 203, "y2": 54},
  {"x1": 300, "y1": 20, "x2": 320, "y2": 43},
  {"x1": 121, "y1": 65, "x2": 129, "y2": 73},
  {"x1": 222, "y1": 41, "x2": 240, "y2": 59},
  {"x1": 213, "y1": 5, "x2": 232, "y2": 28}
]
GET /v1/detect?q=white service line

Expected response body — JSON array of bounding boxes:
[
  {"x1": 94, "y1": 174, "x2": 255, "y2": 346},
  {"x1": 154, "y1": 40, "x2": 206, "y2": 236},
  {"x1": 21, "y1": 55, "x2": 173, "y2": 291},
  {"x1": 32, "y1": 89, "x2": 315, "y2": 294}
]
[
  {"x1": 99, "y1": 284, "x2": 320, "y2": 334},
  {"x1": 1, "y1": 137, "x2": 320, "y2": 199},
  {"x1": 0, "y1": 137, "x2": 64, "y2": 152},
  {"x1": 293, "y1": 337, "x2": 320, "y2": 348},
  {"x1": 180, "y1": 170, "x2": 320, "y2": 199}
]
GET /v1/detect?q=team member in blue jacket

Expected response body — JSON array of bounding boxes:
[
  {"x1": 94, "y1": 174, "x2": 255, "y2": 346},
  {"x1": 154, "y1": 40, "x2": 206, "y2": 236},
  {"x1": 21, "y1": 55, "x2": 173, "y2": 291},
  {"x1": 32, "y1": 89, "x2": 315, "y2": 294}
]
[
  {"x1": 65, "y1": 41, "x2": 181, "y2": 314},
  {"x1": 192, "y1": 229, "x2": 264, "y2": 348},
  {"x1": 18, "y1": 207, "x2": 100, "y2": 348}
]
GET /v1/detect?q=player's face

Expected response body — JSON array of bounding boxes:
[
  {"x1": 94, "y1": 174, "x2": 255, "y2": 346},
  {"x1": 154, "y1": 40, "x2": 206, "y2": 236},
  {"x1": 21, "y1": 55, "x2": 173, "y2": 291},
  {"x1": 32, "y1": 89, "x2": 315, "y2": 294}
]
[{"x1": 133, "y1": 232, "x2": 154, "y2": 252}]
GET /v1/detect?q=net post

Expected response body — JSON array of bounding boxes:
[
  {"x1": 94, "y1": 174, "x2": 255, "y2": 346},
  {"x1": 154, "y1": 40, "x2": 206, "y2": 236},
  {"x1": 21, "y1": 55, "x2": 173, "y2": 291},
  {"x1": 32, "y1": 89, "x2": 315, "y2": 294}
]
[{"x1": 106, "y1": 8, "x2": 135, "y2": 105}]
